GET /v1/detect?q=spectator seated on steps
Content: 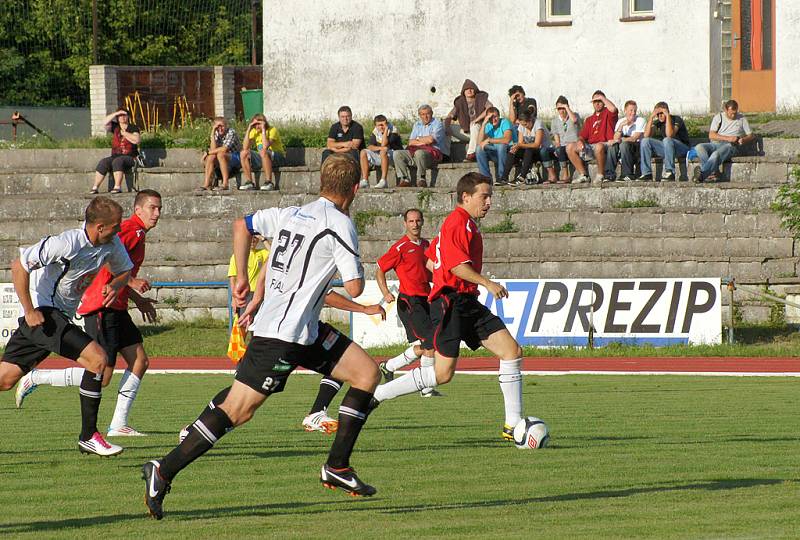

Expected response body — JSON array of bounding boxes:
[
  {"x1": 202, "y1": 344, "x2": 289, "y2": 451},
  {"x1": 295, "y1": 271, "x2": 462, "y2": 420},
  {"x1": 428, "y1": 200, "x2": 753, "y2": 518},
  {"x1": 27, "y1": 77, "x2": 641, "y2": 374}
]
[
  {"x1": 444, "y1": 79, "x2": 492, "y2": 162},
  {"x1": 475, "y1": 107, "x2": 513, "y2": 185},
  {"x1": 607, "y1": 100, "x2": 646, "y2": 181},
  {"x1": 359, "y1": 114, "x2": 403, "y2": 189},
  {"x1": 639, "y1": 101, "x2": 691, "y2": 182},
  {"x1": 507, "y1": 84, "x2": 538, "y2": 127},
  {"x1": 239, "y1": 113, "x2": 286, "y2": 192},
  {"x1": 566, "y1": 89, "x2": 618, "y2": 184},
  {"x1": 90, "y1": 109, "x2": 141, "y2": 195},
  {"x1": 505, "y1": 111, "x2": 557, "y2": 185},
  {"x1": 321, "y1": 105, "x2": 365, "y2": 172},
  {"x1": 394, "y1": 104, "x2": 446, "y2": 188},
  {"x1": 549, "y1": 95, "x2": 582, "y2": 184},
  {"x1": 692, "y1": 99, "x2": 755, "y2": 183},
  {"x1": 196, "y1": 117, "x2": 242, "y2": 192}
]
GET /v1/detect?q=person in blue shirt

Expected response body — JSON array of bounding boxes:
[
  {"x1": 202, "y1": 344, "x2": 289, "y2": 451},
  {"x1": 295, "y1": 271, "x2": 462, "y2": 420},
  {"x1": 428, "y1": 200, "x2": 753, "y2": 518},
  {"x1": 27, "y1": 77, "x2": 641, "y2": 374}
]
[
  {"x1": 393, "y1": 104, "x2": 446, "y2": 188},
  {"x1": 476, "y1": 107, "x2": 513, "y2": 184}
]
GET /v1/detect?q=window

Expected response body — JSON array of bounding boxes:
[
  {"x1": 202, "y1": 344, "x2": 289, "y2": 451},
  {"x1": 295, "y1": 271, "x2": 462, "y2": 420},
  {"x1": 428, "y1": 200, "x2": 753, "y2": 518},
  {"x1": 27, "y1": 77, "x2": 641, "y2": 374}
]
[
  {"x1": 548, "y1": 0, "x2": 571, "y2": 19},
  {"x1": 621, "y1": 0, "x2": 655, "y2": 21},
  {"x1": 632, "y1": 0, "x2": 654, "y2": 14},
  {"x1": 539, "y1": 0, "x2": 572, "y2": 26}
]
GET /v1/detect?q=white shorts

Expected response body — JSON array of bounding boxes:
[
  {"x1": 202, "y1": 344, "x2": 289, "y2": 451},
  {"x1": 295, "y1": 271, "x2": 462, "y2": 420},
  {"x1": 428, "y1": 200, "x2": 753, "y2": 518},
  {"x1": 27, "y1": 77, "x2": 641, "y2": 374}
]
[{"x1": 365, "y1": 149, "x2": 394, "y2": 168}]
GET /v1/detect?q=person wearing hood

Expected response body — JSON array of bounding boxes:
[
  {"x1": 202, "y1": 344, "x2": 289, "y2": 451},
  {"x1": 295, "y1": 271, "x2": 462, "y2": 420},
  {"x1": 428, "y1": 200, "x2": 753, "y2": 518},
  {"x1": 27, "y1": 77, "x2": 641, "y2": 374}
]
[{"x1": 445, "y1": 79, "x2": 493, "y2": 161}]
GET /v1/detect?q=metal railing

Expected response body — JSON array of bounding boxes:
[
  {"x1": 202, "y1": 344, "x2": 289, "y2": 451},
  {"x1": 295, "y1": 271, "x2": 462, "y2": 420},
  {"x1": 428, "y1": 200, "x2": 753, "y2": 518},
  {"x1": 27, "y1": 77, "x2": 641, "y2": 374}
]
[{"x1": 722, "y1": 278, "x2": 800, "y2": 344}]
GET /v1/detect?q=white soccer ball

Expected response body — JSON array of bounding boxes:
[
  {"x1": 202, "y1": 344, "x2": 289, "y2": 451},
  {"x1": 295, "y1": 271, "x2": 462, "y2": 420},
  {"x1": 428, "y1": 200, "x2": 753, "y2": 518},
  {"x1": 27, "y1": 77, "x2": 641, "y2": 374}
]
[{"x1": 512, "y1": 416, "x2": 549, "y2": 449}]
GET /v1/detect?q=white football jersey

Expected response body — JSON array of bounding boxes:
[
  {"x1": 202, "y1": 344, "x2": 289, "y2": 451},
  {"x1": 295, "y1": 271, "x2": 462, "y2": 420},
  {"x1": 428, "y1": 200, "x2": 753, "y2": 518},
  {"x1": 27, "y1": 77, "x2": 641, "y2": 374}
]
[
  {"x1": 19, "y1": 227, "x2": 133, "y2": 318},
  {"x1": 245, "y1": 197, "x2": 363, "y2": 344}
]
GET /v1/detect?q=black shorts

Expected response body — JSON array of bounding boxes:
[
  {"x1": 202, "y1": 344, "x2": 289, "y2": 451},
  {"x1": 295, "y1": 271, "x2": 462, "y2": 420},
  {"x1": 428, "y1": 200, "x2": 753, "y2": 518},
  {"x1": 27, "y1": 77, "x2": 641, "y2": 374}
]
[
  {"x1": 396, "y1": 293, "x2": 433, "y2": 350},
  {"x1": 96, "y1": 154, "x2": 136, "y2": 175},
  {"x1": 82, "y1": 309, "x2": 143, "y2": 367},
  {"x1": 1, "y1": 307, "x2": 93, "y2": 374},
  {"x1": 430, "y1": 292, "x2": 507, "y2": 358},
  {"x1": 235, "y1": 322, "x2": 351, "y2": 395}
]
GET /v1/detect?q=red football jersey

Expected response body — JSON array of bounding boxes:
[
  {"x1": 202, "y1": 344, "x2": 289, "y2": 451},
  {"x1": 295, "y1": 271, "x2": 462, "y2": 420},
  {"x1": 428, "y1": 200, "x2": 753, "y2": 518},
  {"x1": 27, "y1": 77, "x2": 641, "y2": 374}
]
[
  {"x1": 78, "y1": 214, "x2": 147, "y2": 315},
  {"x1": 426, "y1": 206, "x2": 483, "y2": 301},
  {"x1": 377, "y1": 235, "x2": 431, "y2": 297}
]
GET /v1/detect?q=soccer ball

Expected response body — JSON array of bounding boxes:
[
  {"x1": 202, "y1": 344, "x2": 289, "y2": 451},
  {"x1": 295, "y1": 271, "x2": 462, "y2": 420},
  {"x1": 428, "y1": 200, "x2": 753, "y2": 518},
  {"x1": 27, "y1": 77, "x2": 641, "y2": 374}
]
[{"x1": 512, "y1": 416, "x2": 549, "y2": 449}]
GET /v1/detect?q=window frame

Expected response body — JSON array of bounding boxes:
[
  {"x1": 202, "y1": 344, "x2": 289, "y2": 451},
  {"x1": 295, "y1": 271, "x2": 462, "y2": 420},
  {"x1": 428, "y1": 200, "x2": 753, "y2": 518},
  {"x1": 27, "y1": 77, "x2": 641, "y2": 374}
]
[
  {"x1": 546, "y1": 0, "x2": 572, "y2": 21},
  {"x1": 621, "y1": 0, "x2": 655, "y2": 22}
]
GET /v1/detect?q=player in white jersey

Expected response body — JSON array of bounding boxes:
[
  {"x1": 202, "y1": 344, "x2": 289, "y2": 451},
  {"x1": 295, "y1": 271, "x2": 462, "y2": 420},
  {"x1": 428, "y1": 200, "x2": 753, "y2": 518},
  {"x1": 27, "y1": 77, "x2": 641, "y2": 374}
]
[
  {"x1": 142, "y1": 155, "x2": 381, "y2": 520},
  {"x1": 0, "y1": 197, "x2": 133, "y2": 456}
]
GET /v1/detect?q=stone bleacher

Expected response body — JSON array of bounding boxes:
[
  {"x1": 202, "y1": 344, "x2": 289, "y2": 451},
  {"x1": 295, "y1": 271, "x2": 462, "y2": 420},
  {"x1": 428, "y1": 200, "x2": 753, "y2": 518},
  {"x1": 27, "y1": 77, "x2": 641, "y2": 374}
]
[{"x1": 1, "y1": 138, "x2": 799, "y2": 323}]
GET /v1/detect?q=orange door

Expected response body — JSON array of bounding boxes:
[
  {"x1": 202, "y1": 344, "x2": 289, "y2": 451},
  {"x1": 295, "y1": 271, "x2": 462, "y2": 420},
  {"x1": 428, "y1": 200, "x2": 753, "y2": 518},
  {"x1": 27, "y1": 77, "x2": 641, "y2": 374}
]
[{"x1": 731, "y1": 0, "x2": 776, "y2": 112}]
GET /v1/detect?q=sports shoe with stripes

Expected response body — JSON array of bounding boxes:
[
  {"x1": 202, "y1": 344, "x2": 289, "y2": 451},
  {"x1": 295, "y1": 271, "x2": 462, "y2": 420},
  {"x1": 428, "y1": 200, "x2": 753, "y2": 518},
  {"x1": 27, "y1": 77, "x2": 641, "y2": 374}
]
[
  {"x1": 142, "y1": 460, "x2": 171, "y2": 520},
  {"x1": 107, "y1": 425, "x2": 146, "y2": 437},
  {"x1": 14, "y1": 370, "x2": 38, "y2": 408},
  {"x1": 378, "y1": 361, "x2": 394, "y2": 382},
  {"x1": 501, "y1": 424, "x2": 515, "y2": 442},
  {"x1": 78, "y1": 432, "x2": 124, "y2": 456},
  {"x1": 320, "y1": 464, "x2": 377, "y2": 497},
  {"x1": 302, "y1": 409, "x2": 339, "y2": 434}
]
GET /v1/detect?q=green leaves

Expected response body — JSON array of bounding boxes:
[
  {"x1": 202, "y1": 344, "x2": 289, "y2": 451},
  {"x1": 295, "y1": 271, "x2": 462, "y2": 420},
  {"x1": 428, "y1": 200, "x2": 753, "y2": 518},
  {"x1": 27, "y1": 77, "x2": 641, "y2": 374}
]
[{"x1": 771, "y1": 167, "x2": 800, "y2": 239}]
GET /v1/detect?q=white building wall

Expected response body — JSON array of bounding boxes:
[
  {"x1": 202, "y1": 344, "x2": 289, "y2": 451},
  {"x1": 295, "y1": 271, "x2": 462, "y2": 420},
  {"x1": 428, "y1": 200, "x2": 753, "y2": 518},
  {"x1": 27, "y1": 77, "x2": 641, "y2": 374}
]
[
  {"x1": 776, "y1": 3, "x2": 800, "y2": 111},
  {"x1": 262, "y1": 0, "x2": 712, "y2": 122}
]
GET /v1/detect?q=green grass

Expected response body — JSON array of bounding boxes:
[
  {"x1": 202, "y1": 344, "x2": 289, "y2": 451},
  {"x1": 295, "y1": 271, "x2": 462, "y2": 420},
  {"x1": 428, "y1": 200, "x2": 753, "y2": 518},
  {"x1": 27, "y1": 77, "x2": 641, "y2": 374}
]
[
  {"x1": 0, "y1": 374, "x2": 797, "y2": 537},
  {"x1": 612, "y1": 198, "x2": 660, "y2": 209}
]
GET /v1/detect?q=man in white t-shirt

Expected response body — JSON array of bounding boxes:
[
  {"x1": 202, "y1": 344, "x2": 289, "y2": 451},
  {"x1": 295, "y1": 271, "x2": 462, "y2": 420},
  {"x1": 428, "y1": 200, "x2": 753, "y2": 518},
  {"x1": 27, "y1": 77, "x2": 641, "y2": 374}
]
[
  {"x1": 1, "y1": 197, "x2": 133, "y2": 457},
  {"x1": 142, "y1": 155, "x2": 380, "y2": 520},
  {"x1": 608, "y1": 100, "x2": 646, "y2": 181},
  {"x1": 693, "y1": 99, "x2": 755, "y2": 183}
]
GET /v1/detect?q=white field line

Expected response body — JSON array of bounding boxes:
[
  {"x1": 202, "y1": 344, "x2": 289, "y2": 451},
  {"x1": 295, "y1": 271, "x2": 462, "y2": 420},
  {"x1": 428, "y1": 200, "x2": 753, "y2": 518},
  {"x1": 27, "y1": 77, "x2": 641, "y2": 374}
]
[{"x1": 135, "y1": 369, "x2": 800, "y2": 377}]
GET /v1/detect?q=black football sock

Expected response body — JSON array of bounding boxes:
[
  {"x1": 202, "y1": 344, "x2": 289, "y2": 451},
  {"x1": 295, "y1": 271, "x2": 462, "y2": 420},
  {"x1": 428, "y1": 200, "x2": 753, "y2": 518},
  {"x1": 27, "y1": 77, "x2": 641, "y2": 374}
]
[
  {"x1": 180, "y1": 386, "x2": 231, "y2": 441},
  {"x1": 78, "y1": 370, "x2": 103, "y2": 440},
  {"x1": 326, "y1": 387, "x2": 371, "y2": 469},
  {"x1": 309, "y1": 377, "x2": 343, "y2": 415},
  {"x1": 159, "y1": 406, "x2": 233, "y2": 481}
]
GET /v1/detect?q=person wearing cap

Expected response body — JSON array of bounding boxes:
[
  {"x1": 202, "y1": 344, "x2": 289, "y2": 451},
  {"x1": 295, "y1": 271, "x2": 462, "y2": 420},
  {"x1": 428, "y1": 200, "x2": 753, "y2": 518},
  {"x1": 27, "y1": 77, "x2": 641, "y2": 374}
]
[{"x1": 90, "y1": 110, "x2": 141, "y2": 194}]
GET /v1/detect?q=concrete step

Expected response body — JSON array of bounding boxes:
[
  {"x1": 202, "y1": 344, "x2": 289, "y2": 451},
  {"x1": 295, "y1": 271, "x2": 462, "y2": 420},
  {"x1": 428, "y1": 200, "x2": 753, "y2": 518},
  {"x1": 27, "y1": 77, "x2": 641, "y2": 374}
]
[
  {"x1": 0, "y1": 137, "x2": 797, "y2": 172},
  {"x1": 1, "y1": 156, "x2": 796, "y2": 196},
  {"x1": 0, "y1": 184, "x2": 783, "y2": 223},
  {"x1": 0, "y1": 208, "x2": 785, "y2": 244}
]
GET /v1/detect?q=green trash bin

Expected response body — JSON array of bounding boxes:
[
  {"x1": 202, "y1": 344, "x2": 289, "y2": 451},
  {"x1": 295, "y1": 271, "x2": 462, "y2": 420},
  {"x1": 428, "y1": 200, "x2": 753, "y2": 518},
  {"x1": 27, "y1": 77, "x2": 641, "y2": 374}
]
[{"x1": 240, "y1": 88, "x2": 263, "y2": 120}]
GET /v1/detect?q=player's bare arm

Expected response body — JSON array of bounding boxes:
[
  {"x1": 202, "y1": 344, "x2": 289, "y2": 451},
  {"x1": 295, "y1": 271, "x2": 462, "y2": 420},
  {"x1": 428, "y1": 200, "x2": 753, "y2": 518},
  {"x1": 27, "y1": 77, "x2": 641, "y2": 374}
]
[
  {"x1": 128, "y1": 277, "x2": 151, "y2": 294},
  {"x1": 325, "y1": 291, "x2": 386, "y2": 320},
  {"x1": 10, "y1": 258, "x2": 43, "y2": 327},
  {"x1": 101, "y1": 269, "x2": 132, "y2": 307},
  {"x1": 232, "y1": 218, "x2": 254, "y2": 306},
  {"x1": 237, "y1": 262, "x2": 268, "y2": 328},
  {"x1": 375, "y1": 268, "x2": 395, "y2": 303},
  {"x1": 342, "y1": 277, "x2": 365, "y2": 299},
  {"x1": 450, "y1": 263, "x2": 508, "y2": 299},
  {"x1": 129, "y1": 288, "x2": 157, "y2": 323}
]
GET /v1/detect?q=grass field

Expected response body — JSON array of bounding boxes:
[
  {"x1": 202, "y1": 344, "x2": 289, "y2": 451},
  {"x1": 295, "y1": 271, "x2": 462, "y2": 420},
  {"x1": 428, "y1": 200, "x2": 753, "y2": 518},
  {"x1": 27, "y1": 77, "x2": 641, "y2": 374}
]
[
  {"x1": 1, "y1": 374, "x2": 797, "y2": 538},
  {"x1": 130, "y1": 320, "x2": 800, "y2": 358}
]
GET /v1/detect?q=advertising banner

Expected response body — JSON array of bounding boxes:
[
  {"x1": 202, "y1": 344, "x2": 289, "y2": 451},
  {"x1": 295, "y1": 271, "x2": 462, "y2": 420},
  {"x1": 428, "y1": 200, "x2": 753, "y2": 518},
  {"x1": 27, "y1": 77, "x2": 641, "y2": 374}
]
[{"x1": 351, "y1": 278, "x2": 722, "y2": 349}]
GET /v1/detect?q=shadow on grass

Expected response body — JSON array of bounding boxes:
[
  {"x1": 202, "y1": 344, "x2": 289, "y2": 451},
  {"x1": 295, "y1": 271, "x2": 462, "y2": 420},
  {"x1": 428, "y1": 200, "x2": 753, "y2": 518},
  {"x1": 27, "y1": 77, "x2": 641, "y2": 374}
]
[
  {"x1": 138, "y1": 325, "x2": 178, "y2": 338},
  {"x1": 730, "y1": 324, "x2": 798, "y2": 345},
  {"x1": 1, "y1": 478, "x2": 793, "y2": 532}
]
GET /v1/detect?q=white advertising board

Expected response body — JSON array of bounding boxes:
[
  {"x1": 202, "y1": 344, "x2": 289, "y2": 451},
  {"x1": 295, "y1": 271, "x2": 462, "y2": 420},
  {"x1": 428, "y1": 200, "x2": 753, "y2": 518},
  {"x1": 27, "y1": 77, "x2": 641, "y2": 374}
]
[
  {"x1": 1, "y1": 283, "x2": 22, "y2": 347},
  {"x1": 351, "y1": 278, "x2": 722, "y2": 349}
]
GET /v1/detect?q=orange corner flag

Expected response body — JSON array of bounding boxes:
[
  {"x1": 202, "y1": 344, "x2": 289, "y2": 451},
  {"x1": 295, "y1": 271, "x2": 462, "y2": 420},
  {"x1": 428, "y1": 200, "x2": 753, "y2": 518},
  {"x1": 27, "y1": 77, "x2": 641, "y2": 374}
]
[{"x1": 227, "y1": 314, "x2": 246, "y2": 363}]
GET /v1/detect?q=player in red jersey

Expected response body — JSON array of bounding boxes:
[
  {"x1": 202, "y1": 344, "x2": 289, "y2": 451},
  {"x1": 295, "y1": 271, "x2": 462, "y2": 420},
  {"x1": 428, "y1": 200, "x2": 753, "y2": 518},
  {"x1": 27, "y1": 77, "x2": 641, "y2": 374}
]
[
  {"x1": 372, "y1": 173, "x2": 525, "y2": 441},
  {"x1": 301, "y1": 208, "x2": 440, "y2": 433},
  {"x1": 16, "y1": 190, "x2": 162, "y2": 437}
]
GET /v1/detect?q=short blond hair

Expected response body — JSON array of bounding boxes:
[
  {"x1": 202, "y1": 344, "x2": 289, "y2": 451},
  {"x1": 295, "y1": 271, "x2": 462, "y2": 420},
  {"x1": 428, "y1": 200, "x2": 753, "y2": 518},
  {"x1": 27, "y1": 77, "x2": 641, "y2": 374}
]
[
  {"x1": 85, "y1": 196, "x2": 123, "y2": 224},
  {"x1": 320, "y1": 155, "x2": 360, "y2": 198}
]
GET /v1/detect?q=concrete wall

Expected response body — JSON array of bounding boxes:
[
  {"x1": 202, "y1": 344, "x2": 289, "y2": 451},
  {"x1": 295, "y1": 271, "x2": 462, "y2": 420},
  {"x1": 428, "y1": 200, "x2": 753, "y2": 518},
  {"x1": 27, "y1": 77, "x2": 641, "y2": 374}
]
[
  {"x1": 262, "y1": 0, "x2": 713, "y2": 122},
  {"x1": 776, "y1": 3, "x2": 800, "y2": 110}
]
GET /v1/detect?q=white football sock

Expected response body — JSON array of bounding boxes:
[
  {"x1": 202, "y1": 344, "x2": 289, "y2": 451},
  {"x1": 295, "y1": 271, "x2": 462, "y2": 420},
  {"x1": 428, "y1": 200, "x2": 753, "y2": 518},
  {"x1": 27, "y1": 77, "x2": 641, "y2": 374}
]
[
  {"x1": 374, "y1": 365, "x2": 437, "y2": 402},
  {"x1": 419, "y1": 355, "x2": 435, "y2": 391},
  {"x1": 109, "y1": 370, "x2": 141, "y2": 430},
  {"x1": 498, "y1": 358, "x2": 523, "y2": 427},
  {"x1": 31, "y1": 367, "x2": 84, "y2": 387},
  {"x1": 385, "y1": 345, "x2": 419, "y2": 372}
]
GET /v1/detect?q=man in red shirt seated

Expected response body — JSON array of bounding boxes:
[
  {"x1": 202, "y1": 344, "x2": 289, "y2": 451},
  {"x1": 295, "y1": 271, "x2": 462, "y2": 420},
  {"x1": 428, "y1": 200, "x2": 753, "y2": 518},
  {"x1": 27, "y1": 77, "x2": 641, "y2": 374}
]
[
  {"x1": 566, "y1": 90, "x2": 618, "y2": 184},
  {"x1": 371, "y1": 173, "x2": 526, "y2": 442}
]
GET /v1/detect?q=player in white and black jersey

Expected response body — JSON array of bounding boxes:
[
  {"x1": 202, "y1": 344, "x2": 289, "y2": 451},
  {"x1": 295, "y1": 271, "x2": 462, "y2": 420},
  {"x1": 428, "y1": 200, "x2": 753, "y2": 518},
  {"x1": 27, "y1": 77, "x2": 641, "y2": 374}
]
[
  {"x1": 0, "y1": 197, "x2": 133, "y2": 457},
  {"x1": 142, "y1": 155, "x2": 381, "y2": 520}
]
